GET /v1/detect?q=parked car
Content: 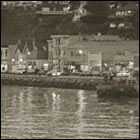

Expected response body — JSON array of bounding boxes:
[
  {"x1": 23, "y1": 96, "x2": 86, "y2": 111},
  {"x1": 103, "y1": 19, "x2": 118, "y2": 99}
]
[
  {"x1": 92, "y1": 71, "x2": 102, "y2": 76},
  {"x1": 46, "y1": 70, "x2": 63, "y2": 76},
  {"x1": 79, "y1": 71, "x2": 92, "y2": 76},
  {"x1": 61, "y1": 71, "x2": 71, "y2": 76},
  {"x1": 14, "y1": 69, "x2": 26, "y2": 74},
  {"x1": 71, "y1": 70, "x2": 82, "y2": 76},
  {"x1": 116, "y1": 71, "x2": 131, "y2": 77}
]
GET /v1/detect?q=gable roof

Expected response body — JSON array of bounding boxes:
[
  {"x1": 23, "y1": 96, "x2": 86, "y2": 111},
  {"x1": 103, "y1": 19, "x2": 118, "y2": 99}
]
[
  {"x1": 15, "y1": 38, "x2": 48, "y2": 53},
  {"x1": 15, "y1": 39, "x2": 27, "y2": 52}
]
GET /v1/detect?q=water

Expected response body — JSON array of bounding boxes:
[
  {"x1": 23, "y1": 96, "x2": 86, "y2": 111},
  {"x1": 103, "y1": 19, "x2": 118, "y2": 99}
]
[{"x1": 1, "y1": 85, "x2": 139, "y2": 139}]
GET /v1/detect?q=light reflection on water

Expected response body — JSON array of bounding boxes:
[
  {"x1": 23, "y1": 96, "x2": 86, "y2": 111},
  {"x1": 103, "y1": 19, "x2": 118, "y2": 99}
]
[{"x1": 1, "y1": 85, "x2": 139, "y2": 139}]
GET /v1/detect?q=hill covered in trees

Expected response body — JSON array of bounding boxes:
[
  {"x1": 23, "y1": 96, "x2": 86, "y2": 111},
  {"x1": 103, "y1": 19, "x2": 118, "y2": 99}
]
[
  {"x1": 1, "y1": 8, "x2": 95, "y2": 45},
  {"x1": 1, "y1": 1, "x2": 139, "y2": 46}
]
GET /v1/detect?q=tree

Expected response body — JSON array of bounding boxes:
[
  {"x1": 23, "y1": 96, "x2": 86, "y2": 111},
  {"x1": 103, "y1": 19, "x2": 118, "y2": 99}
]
[
  {"x1": 130, "y1": 10, "x2": 139, "y2": 39},
  {"x1": 80, "y1": 1, "x2": 109, "y2": 34},
  {"x1": 69, "y1": 1, "x2": 81, "y2": 11}
]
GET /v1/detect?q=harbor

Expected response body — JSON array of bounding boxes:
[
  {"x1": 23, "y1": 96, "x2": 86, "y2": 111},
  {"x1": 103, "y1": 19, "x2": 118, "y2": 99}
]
[
  {"x1": 1, "y1": 1, "x2": 139, "y2": 139},
  {"x1": 1, "y1": 85, "x2": 139, "y2": 139},
  {"x1": 1, "y1": 74, "x2": 139, "y2": 98}
]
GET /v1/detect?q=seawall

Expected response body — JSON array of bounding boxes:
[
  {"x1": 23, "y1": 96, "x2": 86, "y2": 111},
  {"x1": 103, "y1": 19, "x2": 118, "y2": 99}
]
[{"x1": 1, "y1": 74, "x2": 103, "y2": 90}]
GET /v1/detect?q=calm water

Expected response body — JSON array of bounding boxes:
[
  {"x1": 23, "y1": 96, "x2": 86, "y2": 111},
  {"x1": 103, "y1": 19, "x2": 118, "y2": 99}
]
[{"x1": 1, "y1": 85, "x2": 139, "y2": 139}]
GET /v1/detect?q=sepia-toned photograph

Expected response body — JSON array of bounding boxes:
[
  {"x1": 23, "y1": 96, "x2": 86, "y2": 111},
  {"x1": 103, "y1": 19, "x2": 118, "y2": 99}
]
[{"x1": 1, "y1": 1, "x2": 139, "y2": 139}]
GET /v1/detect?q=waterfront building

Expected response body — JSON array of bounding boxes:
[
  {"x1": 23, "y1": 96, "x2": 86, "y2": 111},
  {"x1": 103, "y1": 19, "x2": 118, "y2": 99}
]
[
  {"x1": 14, "y1": 38, "x2": 49, "y2": 72},
  {"x1": 48, "y1": 34, "x2": 139, "y2": 72},
  {"x1": 1, "y1": 37, "x2": 18, "y2": 73},
  {"x1": 1, "y1": 45, "x2": 9, "y2": 73},
  {"x1": 23, "y1": 38, "x2": 49, "y2": 72},
  {"x1": 48, "y1": 35, "x2": 70, "y2": 71}
]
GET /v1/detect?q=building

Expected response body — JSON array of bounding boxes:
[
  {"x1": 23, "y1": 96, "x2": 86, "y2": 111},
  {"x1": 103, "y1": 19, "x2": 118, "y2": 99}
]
[
  {"x1": 1, "y1": 45, "x2": 9, "y2": 72},
  {"x1": 12, "y1": 38, "x2": 49, "y2": 73},
  {"x1": 72, "y1": 1, "x2": 89, "y2": 22},
  {"x1": 48, "y1": 35, "x2": 70, "y2": 71},
  {"x1": 36, "y1": 1, "x2": 72, "y2": 15},
  {"x1": 48, "y1": 34, "x2": 139, "y2": 72},
  {"x1": 1, "y1": 1, "x2": 42, "y2": 7},
  {"x1": 108, "y1": 1, "x2": 139, "y2": 38},
  {"x1": 1, "y1": 37, "x2": 18, "y2": 73}
]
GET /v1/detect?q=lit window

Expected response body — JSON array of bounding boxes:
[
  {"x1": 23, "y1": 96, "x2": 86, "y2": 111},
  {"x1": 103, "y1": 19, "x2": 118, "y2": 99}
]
[
  {"x1": 110, "y1": 23, "x2": 117, "y2": 28},
  {"x1": 118, "y1": 23, "x2": 125, "y2": 28}
]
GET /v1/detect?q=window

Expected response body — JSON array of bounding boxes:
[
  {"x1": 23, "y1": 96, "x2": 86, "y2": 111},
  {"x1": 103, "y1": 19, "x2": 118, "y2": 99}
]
[
  {"x1": 118, "y1": 23, "x2": 125, "y2": 28},
  {"x1": 53, "y1": 7, "x2": 56, "y2": 11},
  {"x1": 60, "y1": 38, "x2": 63, "y2": 45},
  {"x1": 59, "y1": 1, "x2": 69, "y2": 5},
  {"x1": 63, "y1": 50, "x2": 66, "y2": 55},
  {"x1": 2, "y1": 67, "x2": 5, "y2": 71},
  {"x1": 110, "y1": 23, "x2": 117, "y2": 28},
  {"x1": 56, "y1": 39, "x2": 60, "y2": 45},
  {"x1": 5, "y1": 50, "x2": 8, "y2": 57},
  {"x1": 70, "y1": 51, "x2": 74, "y2": 56}
]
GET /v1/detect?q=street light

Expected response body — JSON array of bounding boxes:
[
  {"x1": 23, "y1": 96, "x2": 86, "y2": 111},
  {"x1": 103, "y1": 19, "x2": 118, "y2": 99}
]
[
  {"x1": 27, "y1": 52, "x2": 31, "y2": 55},
  {"x1": 79, "y1": 50, "x2": 83, "y2": 54},
  {"x1": 12, "y1": 59, "x2": 15, "y2": 62},
  {"x1": 128, "y1": 10, "x2": 131, "y2": 14}
]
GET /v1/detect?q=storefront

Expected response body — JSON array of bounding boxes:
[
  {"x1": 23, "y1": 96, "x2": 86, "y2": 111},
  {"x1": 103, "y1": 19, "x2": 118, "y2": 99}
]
[{"x1": 1, "y1": 63, "x2": 8, "y2": 73}]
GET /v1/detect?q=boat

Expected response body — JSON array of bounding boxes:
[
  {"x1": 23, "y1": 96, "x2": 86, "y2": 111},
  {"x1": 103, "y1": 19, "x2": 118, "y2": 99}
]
[{"x1": 97, "y1": 82, "x2": 139, "y2": 98}]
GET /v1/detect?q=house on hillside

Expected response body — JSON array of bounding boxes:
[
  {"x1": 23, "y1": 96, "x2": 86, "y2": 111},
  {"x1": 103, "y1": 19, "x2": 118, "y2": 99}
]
[
  {"x1": 108, "y1": 1, "x2": 139, "y2": 38},
  {"x1": 72, "y1": 1, "x2": 89, "y2": 22},
  {"x1": 36, "y1": 1, "x2": 72, "y2": 15}
]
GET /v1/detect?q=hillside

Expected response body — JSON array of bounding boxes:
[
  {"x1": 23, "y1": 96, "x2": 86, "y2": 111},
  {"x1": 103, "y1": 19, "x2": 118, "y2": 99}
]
[{"x1": 1, "y1": 8, "x2": 95, "y2": 45}]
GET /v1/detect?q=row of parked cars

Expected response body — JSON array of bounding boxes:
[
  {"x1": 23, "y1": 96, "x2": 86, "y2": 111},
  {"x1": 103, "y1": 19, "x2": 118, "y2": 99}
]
[
  {"x1": 45, "y1": 69, "x2": 137, "y2": 78},
  {"x1": 10, "y1": 68, "x2": 138, "y2": 78},
  {"x1": 46, "y1": 69, "x2": 104, "y2": 77}
]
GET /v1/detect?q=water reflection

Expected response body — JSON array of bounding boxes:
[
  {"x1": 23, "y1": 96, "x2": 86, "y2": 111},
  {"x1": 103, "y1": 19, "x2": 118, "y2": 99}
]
[
  {"x1": 1, "y1": 85, "x2": 139, "y2": 139},
  {"x1": 77, "y1": 90, "x2": 86, "y2": 139}
]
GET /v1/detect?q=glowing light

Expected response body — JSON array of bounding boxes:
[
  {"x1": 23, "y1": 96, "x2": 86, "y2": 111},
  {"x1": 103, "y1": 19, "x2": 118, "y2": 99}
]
[
  {"x1": 19, "y1": 59, "x2": 23, "y2": 62},
  {"x1": 79, "y1": 50, "x2": 83, "y2": 54},
  {"x1": 128, "y1": 10, "x2": 131, "y2": 14},
  {"x1": 27, "y1": 52, "x2": 31, "y2": 55},
  {"x1": 12, "y1": 59, "x2": 15, "y2": 62}
]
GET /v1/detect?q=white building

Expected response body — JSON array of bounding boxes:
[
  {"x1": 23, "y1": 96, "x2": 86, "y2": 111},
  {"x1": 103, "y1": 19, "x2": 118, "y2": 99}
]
[{"x1": 1, "y1": 45, "x2": 9, "y2": 72}]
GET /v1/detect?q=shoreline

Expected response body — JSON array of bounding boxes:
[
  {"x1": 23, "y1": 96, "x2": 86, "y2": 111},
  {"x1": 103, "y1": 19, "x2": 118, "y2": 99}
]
[
  {"x1": 1, "y1": 74, "x2": 102, "y2": 90},
  {"x1": 1, "y1": 74, "x2": 139, "y2": 97}
]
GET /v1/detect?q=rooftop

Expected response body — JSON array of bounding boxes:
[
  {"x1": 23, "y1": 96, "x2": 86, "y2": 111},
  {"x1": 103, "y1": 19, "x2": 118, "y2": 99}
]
[{"x1": 69, "y1": 40, "x2": 139, "y2": 54}]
